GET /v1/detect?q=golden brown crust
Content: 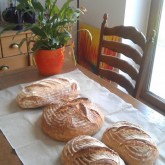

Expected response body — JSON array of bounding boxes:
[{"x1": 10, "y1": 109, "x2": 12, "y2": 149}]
[
  {"x1": 61, "y1": 135, "x2": 125, "y2": 165},
  {"x1": 42, "y1": 98, "x2": 104, "y2": 141},
  {"x1": 102, "y1": 121, "x2": 159, "y2": 165},
  {"x1": 16, "y1": 78, "x2": 79, "y2": 109}
]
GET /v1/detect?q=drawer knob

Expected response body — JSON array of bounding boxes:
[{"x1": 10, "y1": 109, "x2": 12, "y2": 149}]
[
  {"x1": 10, "y1": 43, "x2": 19, "y2": 49},
  {"x1": 0, "y1": 65, "x2": 9, "y2": 71}
]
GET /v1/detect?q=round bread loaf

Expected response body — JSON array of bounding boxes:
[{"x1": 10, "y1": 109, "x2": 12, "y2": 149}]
[
  {"x1": 61, "y1": 135, "x2": 125, "y2": 165},
  {"x1": 102, "y1": 121, "x2": 159, "y2": 165},
  {"x1": 42, "y1": 98, "x2": 104, "y2": 141},
  {"x1": 16, "y1": 77, "x2": 79, "y2": 109}
]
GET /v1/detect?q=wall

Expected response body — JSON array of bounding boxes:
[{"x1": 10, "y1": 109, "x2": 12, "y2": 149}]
[
  {"x1": 80, "y1": 0, "x2": 151, "y2": 35},
  {"x1": 0, "y1": 0, "x2": 151, "y2": 33},
  {"x1": 0, "y1": 0, "x2": 72, "y2": 21},
  {"x1": 80, "y1": 0, "x2": 126, "y2": 29},
  {"x1": 124, "y1": 0, "x2": 151, "y2": 35},
  {"x1": 39, "y1": 0, "x2": 68, "y2": 6},
  {"x1": 0, "y1": 1, "x2": 8, "y2": 21},
  {"x1": 0, "y1": 0, "x2": 64, "y2": 12}
]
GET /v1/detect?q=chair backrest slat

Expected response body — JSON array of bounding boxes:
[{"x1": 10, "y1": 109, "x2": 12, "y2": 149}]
[
  {"x1": 104, "y1": 26, "x2": 146, "y2": 50},
  {"x1": 102, "y1": 40, "x2": 143, "y2": 65},
  {"x1": 99, "y1": 69, "x2": 134, "y2": 95},
  {"x1": 100, "y1": 54, "x2": 138, "y2": 80}
]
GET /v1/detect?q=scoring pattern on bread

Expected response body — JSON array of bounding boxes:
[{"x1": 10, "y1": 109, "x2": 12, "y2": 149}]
[
  {"x1": 16, "y1": 77, "x2": 79, "y2": 108},
  {"x1": 61, "y1": 135, "x2": 125, "y2": 165},
  {"x1": 102, "y1": 121, "x2": 159, "y2": 165},
  {"x1": 42, "y1": 98, "x2": 104, "y2": 141}
]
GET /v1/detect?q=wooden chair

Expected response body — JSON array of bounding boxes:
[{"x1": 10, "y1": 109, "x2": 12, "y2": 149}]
[{"x1": 96, "y1": 13, "x2": 147, "y2": 97}]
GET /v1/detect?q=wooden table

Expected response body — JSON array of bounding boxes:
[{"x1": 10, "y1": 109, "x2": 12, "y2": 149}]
[{"x1": 0, "y1": 58, "x2": 165, "y2": 165}]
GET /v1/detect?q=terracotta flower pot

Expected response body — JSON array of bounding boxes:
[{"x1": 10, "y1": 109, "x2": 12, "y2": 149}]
[{"x1": 34, "y1": 47, "x2": 65, "y2": 76}]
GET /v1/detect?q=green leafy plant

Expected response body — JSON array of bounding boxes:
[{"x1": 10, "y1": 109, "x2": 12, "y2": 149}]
[
  {"x1": 23, "y1": 0, "x2": 83, "y2": 51},
  {"x1": 3, "y1": 0, "x2": 87, "y2": 52}
]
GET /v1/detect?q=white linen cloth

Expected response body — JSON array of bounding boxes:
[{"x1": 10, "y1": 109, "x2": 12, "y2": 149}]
[{"x1": 0, "y1": 69, "x2": 165, "y2": 165}]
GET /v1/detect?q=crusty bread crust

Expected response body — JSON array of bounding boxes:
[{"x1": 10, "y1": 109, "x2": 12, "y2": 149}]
[
  {"x1": 102, "y1": 121, "x2": 159, "y2": 165},
  {"x1": 61, "y1": 135, "x2": 125, "y2": 165},
  {"x1": 16, "y1": 78, "x2": 79, "y2": 109},
  {"x1": 42, "y1": 98, "x2": 104, "y2": 141}
]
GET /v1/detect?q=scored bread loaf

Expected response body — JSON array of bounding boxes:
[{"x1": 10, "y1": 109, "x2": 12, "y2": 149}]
[
  {"x1": 61, "y1": 135, "x2": 125, "y2": 165},
  {"x1": 42, "y1": 98, "x2": 104, "y2": 141},
  {"x1": 16, "y1": 77, "x2": 79, "y2": 109},
  {"x1": 102, "y1": 121, "x2": 159, "y2": 165}
]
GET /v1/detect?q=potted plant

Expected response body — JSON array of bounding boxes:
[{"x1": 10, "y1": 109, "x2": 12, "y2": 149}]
[{"x1": 2, "y1": 0, "x2": 86, "y2": 76}]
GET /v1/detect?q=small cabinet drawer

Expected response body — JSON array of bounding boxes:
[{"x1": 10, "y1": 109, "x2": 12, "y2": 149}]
[
  {"x1": 1, "y1": 34, "x2": 28, "y2": 57},
  {"x1": 0, "y1": 55, "x2": 29, "y2": 72}
]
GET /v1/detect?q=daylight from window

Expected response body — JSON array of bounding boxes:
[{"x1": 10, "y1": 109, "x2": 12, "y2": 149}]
[{"x1": 149, "y1": 1, "x2": 165, "y2": 100}]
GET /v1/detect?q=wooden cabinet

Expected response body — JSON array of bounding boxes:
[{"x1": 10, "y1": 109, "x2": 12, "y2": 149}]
[
  {"x1": 1, "y1": 34, "x2": 27, "y2": 57},
  {"x1": 0, "y1": 30, "x2": 32, "y2": 72},
  {"x1": 0, "y1": 55, "x2": 29, "y2": 70}
]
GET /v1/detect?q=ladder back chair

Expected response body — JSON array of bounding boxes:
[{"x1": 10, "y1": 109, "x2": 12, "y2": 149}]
[{"x1": 96, "y1": 13, "x2": 147, "y2": 97}]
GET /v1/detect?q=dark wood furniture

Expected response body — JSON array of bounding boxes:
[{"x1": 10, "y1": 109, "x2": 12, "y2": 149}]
[
  {"x1": 96, "y1": 13, "x2": 148, "y2": 97},
  {"x1": 0, "y1": 57, "x2": 165, "y2": 165}
]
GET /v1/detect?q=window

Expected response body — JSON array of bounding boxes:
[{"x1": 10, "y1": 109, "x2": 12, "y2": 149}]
[{"x1": 140, "y1": 0, "x2": 165, "y2": 112}]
